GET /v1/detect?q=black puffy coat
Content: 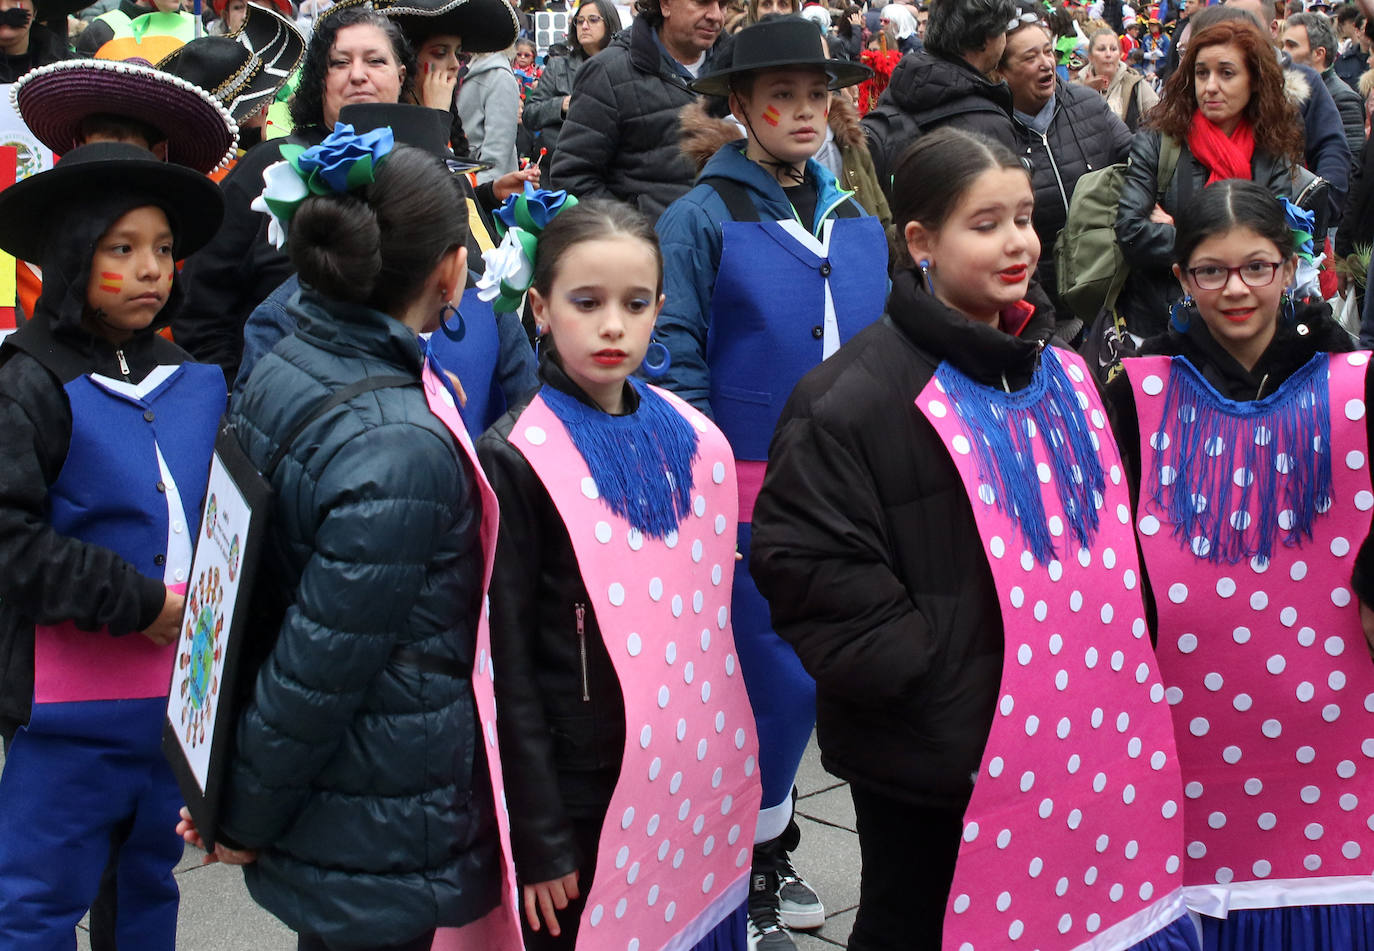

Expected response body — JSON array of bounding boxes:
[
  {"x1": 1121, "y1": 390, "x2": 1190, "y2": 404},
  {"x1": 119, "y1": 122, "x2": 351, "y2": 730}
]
[
  {"x1": 1323, "y1": 67, "x2": 1366, "y2": 172},
  {"x1": 551, "y1": 16, "x2": 733, "y2": 223},
  {"x1": 222, "y1": 290, "x2": 499, "y2": 949},
  {"x1": 522, "y1": 44, "x2": 589, "y2": 178},
  {"x1": 750, "y1": 269, "x2": 1056, "y2": 808},
  {"x1": 1011, "y1": 80, "x2": 1132, "y2": 313},
  {"x1": 1115, "y1": 130, "x2": 1293, "y2": 338},
  {"x1": 861, "y1": 49, "x2": 1017, "y2": 201},
  {"x1": 475, "y1": 357, "x2": 626, "y2": 885}
]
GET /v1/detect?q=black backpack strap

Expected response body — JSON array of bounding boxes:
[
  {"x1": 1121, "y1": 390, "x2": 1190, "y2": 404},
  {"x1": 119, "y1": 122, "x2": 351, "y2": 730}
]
[
  {"x1": 830, "y1": 196, "x2": 863, "y2": 219},
  {"x1": 263, "y1": 374, "x2": 415, "y2": 479},
  {"x1": 699, "y1": 176, "x2": 761, "y2": 222}
]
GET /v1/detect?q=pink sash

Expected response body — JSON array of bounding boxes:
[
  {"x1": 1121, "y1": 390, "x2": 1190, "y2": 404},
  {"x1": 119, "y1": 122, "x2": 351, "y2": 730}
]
[
  {"x1": 505, "y1": 386, "x2": 761, "y2": 951},
  {"x1": 422, "y1": 365, "x2": 523, "y2": 950},
  {"x1": 1127, "y1": 352, "x2": 1374, "y2": 914},
  {"x1": 918, "y1": 348, "x2": 1188, "y2": 950}
]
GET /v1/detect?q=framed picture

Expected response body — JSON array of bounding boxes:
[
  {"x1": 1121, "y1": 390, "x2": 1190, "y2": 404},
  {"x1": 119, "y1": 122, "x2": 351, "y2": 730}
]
[{"x1": 162, "y1": 424, "x2": 272, "y2": 850}]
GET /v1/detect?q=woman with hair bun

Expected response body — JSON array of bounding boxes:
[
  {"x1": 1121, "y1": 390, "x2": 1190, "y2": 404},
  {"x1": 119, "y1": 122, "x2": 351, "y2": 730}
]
[
  {"x1": 1106, "y1": 179, "x2": 1374, "y2": 950},
  {"x1": 179, "y1": 131, "x2": 503, "y2": 951},
  {"x1": 751, "y1": 125, "x2": 1198, "y2": 951},
  {"x1": 1114, "y1": 17, "x2": 1301, "y2": 339}
]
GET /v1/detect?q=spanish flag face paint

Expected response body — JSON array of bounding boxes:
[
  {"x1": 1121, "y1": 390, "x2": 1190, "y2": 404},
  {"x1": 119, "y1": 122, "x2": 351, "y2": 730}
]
[
  {"x1": 98, "y1": 272, "x2": 123, "y2": 294},
  {"x1": 761, "y1": 104, "x2": 781, "y2": 127}
]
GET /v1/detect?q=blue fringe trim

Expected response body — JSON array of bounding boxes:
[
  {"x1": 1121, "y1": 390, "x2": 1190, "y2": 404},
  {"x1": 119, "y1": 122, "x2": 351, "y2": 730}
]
[
  {"x1": 937, "y1": 348, "x2": 1105, "y2": 565},
  {"x1": 1201, "y1": 902, "x2": 1374, "y2": 951},
  {"x1": 1148, "y1": 353, "x2": 1333, "y2": 564},
  {"x1": 540, "y1": 378, "x2": 700, "y2": 539}
]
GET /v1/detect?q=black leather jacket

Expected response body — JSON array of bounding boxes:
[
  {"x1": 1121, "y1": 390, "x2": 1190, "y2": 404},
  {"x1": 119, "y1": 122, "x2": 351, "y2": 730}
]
[{"x1": 476, "y1": 357, "x2": 627, "y2": 885}]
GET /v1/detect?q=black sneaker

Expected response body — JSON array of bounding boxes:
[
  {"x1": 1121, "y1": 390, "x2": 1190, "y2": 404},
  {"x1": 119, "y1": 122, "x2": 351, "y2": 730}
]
[
  {"x1": 775, "y1": 850, "x2": 825, "y2": 930},
  {"x1": 747, "y1": 868, "x2": 796, "y2": 951}
]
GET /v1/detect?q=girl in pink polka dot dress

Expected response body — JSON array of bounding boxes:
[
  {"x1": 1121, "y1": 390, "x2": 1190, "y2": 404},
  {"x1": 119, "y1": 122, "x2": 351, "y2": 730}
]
[
  {"x1": 1105, "y1": 180, "x2": 1374, "y2": 949},
  {"x1": 752, "y1": 127, "x2": 1198, "y2": 951},
  {"x1": 476, "y1": 200, "x2": 760, "y2": 951}
]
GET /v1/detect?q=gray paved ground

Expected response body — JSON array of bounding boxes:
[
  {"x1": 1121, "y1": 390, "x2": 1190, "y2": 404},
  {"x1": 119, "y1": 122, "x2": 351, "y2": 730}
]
[{"x1": 1, "y1": 734, "x2": 858, "y2": 949}]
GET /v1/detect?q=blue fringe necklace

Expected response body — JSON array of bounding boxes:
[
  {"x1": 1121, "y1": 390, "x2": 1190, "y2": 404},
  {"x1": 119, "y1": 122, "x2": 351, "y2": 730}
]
[
  {"x1": 1149, "y1": 353, "x2": 1333, "y2": 564},
  {"x1": 540, "y1": 378, "x2": 701, "y2": 540},
  {"x1": 936, "y1": 348, "x2": 1105, "y2": 566}
]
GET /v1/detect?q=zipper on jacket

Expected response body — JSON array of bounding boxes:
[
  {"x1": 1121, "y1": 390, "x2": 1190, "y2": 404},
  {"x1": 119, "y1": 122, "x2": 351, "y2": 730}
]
[
  {"x1": 576, "y1": 603, "x2": 590, "y2": 702},
  {"x1": 1038, "y1": 130, "x2": 1071, "y2": 216},
  {"x1": 115, "y1": 349, "x2": 131, "y2": 382}
]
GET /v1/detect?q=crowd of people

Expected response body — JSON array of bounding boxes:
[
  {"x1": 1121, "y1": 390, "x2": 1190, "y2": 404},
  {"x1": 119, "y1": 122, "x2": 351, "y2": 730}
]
[{"x1": 0, "y1": 0, "x2": 1373, "y2": 948}]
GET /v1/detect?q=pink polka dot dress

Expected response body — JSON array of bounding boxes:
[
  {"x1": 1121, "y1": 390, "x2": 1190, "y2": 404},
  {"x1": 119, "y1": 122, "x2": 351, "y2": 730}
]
[
  {"x1": 917, "y1": 348, "x2": 1190, "y2": 951},
  {"x1": 1126, "y1": 352, "x2": 1374, "y2": 924},
  {"x1": 492, "y1": 384, "x2": 762, "y2": 951}
]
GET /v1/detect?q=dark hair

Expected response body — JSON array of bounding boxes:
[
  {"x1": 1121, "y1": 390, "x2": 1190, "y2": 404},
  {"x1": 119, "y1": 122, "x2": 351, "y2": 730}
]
[
  {"x1": 1149, "y1": 18, "x2": 1304, "y2": 165},
  {"x1": 1285, "y1": 11, "x2": 1338, "y2": 64},
  {"x1": 530, "y1": 199, "x2": 663, "y2": 298},
  {"x1": 891, "y1": 127, "x2": 1026, "y2": 264},
  {"x1": 1173, "y1": 179, "x2": 1296, "y2": 267},
  {"x1": 515, "y1": 37, "x2": 537, "y2": 52},
  {"x1": 1335, "y1": 3, "x2": 1363, "y2": 27},
  {"x1": 76, "y1": 114, "x2": 167, "y2": 149},
  {"x1": 572, "y1": 0, "x2": 623, "y2": 53},
  {"x1": 289, "y1": 7, "x2": 414, "y2": 130},
  {"x1": 925, "y1": 0, "x2": 1018, "y2": 60},
  {"x1": 289, "y1": 145, "x2": 468, "y2": 313}
]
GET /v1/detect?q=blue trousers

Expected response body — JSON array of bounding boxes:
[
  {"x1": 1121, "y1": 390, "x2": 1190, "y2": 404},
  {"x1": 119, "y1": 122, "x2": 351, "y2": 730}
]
[
  {"x1": 734, "y1": 523, "x2": 817, "y2": 841},
  {"x1": 0, "y1": 698, "x2": 182, "y2": 951}
]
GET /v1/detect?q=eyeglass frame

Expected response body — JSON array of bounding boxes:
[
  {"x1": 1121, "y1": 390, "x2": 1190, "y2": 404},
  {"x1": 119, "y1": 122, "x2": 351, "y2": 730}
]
[
  {"x1": 1184, "y1": 260, "x2": 1284, "y2": 291},
  {"x1": 1006, "y1": 11, "x2": 1040, "y2": 31},
  {"x1": 572, "y1": 14, "x2": 603, "y2": 25}
]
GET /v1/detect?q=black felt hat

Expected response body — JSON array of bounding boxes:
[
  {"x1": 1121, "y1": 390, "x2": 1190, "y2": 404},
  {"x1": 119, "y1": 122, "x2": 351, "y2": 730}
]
[
  {"x1": 322, "y1": 0, "x2": 519, "y2": 55},
  {"x1": 339, "y1": 101, "x2": 451, "y2": 157},
  {"x1": 0, "y1": 142, "x2": 224, "y2": 262},
  {"x1": 158, "y1": 3, "x2": 306, "y2": 124},
  {"x1": 690, "y1": 16, "x2": 870, "y2": 97}
]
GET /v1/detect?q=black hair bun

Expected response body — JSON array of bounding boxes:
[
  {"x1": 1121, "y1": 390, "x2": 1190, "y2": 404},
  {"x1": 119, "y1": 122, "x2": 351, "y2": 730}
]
[{"x1": 288, "y1": 194, "x2": 382, "y2": 304}]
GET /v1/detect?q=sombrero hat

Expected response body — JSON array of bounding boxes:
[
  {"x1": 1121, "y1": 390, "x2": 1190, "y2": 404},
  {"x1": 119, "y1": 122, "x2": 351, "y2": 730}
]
[
  {"x1": 322, "y1": 0, "x2": 519, "y2": 55},
  {"x1": 691, "y1": 16, "x2": 870, "y2": 97},
  {"x1": 12, "y1": 59, "x2": 238, "y2": 173},
  {"x1": 0, "y1": 142, "x2": 224, "y2": 262},
  {"x1": 211, "y1": 0, "x2": 295, "y2": 18},
  {"x1": 158, "y1": 3, "x2": 306, "y2": 123}
]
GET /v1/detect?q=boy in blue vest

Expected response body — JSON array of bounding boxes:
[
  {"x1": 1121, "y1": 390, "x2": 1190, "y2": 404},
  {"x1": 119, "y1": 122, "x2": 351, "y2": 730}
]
[
  {"x1": 0, "y1": 143, "x2": 226, "y2": 949},
  {"x1": 652, "y1": 15, "x2": 888, "y2": 950}
]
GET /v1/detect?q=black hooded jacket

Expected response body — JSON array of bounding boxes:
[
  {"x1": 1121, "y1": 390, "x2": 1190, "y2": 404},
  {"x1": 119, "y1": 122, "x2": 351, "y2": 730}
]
[
  {"x1": 750, "y1": 269, "x2": 1056, "y2": 806},
  {"x1": 0, "y1": 194, "x2": 221, "y2": 733}
]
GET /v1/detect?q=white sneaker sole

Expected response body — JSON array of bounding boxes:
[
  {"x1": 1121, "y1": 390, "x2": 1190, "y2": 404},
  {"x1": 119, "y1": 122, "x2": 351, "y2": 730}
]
[{"x1": 778, "y1": 903, "x2": 825, "y2": 930}]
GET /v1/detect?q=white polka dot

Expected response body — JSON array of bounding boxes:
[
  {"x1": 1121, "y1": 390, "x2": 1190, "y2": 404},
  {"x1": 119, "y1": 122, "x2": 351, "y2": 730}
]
[
  {"x1": 1279, "y1": 509, "x2": 1295, "y2": 530},
  {"x1": 1297, "y1": 746, "x2": 1317, "y2": 764},
  {"x1": 1111, "y1": 650, "x2": 1125, "y2": 671},
  {"x1": 1020, "y1": 771, "x2": 1035, "y2": 793},
  {"x1": 990, "y1": 536, "x2": 1006, "y2": 558},
  {"x1": 665, "y1": 531, "x2": 679, "y2": 549},
  {"x1": 1037, "y1": 462, "x2": 1052, "y2": 484},
  {"x1": 714, "y1": 515, "x2": 726, "y2": 535},
  {"x1": 1338, "y1": 760, "x2": 1357, "y2": 779},
  {"x1": 988, "y1": 756, "x2": 1004, "y2": 778},
  {"x1": 1067, "y1": 808, "x2": 1083, "y2": 829},
  {"x1": 1091, "y1": 708, "x2": 1105, "y2": 728},
  {"x1": 1267, "y1": 654, "x2": 1287, "y2": 674},
  {"x1": 1056, "y1": 671, "x2": 1070, "y2": 692},
  {"x1": 1358, "y1": 491, "x2": 1374, "y2": 511},
  {"x1": 1223, "y1": 745, "x2": 1242, "y2": 764},
  {"x1": 1166, "y1": 686, "x2": 1184, "y2": 705},
  {"x1": 658, "y1": 686, "x2": 670, "y2": 708},
  {"x1": 1186, "y1": 781, "x2": 1204, "y2": 799},
  {"x1": 1333, "y1": 587, "x2": 1353, "y2": 607},
  {"x1": 1301, "y1": 785, "x2": 1322, "y2": 804},
  {"x1": 1067, "y1": 754, "x2": 1081, "y2": 774},
  {"x1": 665, "y1": 642, "x2": 677, "y2": 664},
  {"x1": 997, "y1": 828, "x2": 1012, "y2": 849},
  {"x1": 1324, "y1": 704, "x2": 1342, "y2": 723},
  {"x1": 648, "y1": 759, "x2": 662, "y2": 781},
  {"x1": 581, "y1": 477, "x2": 599, "y2": 499},
  {"x1": 1251, "y1": 556, "x2": 1270, "y2": 574},
  {"x1": 1140, "y1": 515, "x2": 1160, "y2": 536},
  {"x1": 1234, "y1": 693, "x2": 1253, "y2": 712},
  {"x1": 1252, "y1": 591, "x2": 1270, "y2": 611},
  {"x1": 963, "y1": 822, "x2": 980, "y2": 843},
  {"x1": 1333, "y1": 537, "x2": 1352, "y2": 557},
  {"x1": 1177, "y1": 632, "x2": 1198, "y2": 653},
  {"x1": 608, "y1": 583, "x2": 625, "y2": 606},
  {"x1": 1351, "y1": 352, "x2": 1371, "y2": 366},
  {"x1": 1305, "y1": 854, "x2": 1323, "y2": 871},
  {"x1": 927, "y1": 399, "x2": 947, "y2": 418},
  {"x1": 1208, "y1": 812, "x2": 1227, "y2": 829},
  {"x1": 1263, "y1": 719, "x2": 1283, "y2": 738},
  {"x1": 640, "y1": 725, "x2": 652, "y2": 748},
  {"x1": 1190, "y1": 717, "x2": 1210, "y2": 737},
  {"x1": 952, "y1": 435, "x2": 970, "y2": 455},
  {"x1": 1326, "y1": 636, "x2": 1347, "y2": 657},
  {"x1": 1142, "y1": 374, "x2": 1164, "y2": 395},
  {"x1": 1306, "y1": 823, "x2": 1325, "y2": 840},
  {"x1": 1025, "y1": 715, "x2": 1040, "y2": 736},
  {"x1": 1233, "y1": 626, "x2": 1252, "y2": 644},
  {"x1": 1100, "y1": 603, "x2": 1114, "y2": 624},
  {"x1": 711, "y1": 564, "x2": 722, "y2": 586},
  {"x1": 1187, "y1": 841, "x2": 1207, "y2": 858},
  {"x1": 1008, "y1": 920, "x2": 1024, "y2": 940},
  {"x1": 1162, "y1": 799, "x2": 1178, "y2": 818},
  {"x1": 1070, "y1": 590, "x2": 1084, "y2": 612},
  {"x1": 1348, "y1": 399, "x2": 1366, "y2": 421}
]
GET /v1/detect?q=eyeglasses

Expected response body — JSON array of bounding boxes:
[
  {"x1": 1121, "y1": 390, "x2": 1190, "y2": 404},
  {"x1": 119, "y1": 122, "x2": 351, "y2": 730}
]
[
  {"x1": 1186, "y1": 261, "x2": 1283, "y2": 290},
  {"x1": 572, "y1": 14, "x2": 603, "y2": 25},
  {"x1": 1007, "y1": 11, "x2": 1040, "y2": 30}
]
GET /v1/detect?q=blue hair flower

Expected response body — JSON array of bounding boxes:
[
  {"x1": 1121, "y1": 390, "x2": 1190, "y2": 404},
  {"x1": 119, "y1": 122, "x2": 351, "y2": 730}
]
[
  {"x1": 1278, "y1": 195, "x2": 1317, "y2": 263},
  {"x1": 493, "y1": 182, "x2": 577, "y2": 237}
]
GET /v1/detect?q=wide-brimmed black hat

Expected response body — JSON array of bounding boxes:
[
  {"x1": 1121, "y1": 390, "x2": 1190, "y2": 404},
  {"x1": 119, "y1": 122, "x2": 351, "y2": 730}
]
[
  {"x1": 158, "y1": 3, "x2": 305, "y2": 124},
  {"x1": 322, "y1": 0, "x2": 519, "y2": 54},
  {"x1": 11, "y1": 58, "x2": 238, "y2": 173},
  {"x1": 691, "y1": 16, "x2": 870, "y2": 97},
  {"x1": 0, "y1": 142, "x2": 224, "y2": 262},
  {"x1": 339, "y1": 102, "x2": 450, "y2": 157}
]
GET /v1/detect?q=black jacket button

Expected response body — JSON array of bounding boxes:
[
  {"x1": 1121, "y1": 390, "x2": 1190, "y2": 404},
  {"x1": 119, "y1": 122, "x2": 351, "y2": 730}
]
[
  {"x1": 156, "y1": 482, "x2": 166, "y2": 493},
  {"x1": 819, "y1": 262, "x2": 832, "y2": 277},
  {"x1": 143, "y1": 410, "x2": 155, "y2": 422},
  {"x1": 154, "y1": 554, "x2": 166, "y2": 566},
  {"x1": 812, "y1": 326, "x2": 824, "y2": 339}
]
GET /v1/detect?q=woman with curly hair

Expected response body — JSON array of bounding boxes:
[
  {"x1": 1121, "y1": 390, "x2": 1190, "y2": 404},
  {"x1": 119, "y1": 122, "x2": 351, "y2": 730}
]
[{"x1": 1114, "y1": 17, "x2": 1303, "y2": 338}]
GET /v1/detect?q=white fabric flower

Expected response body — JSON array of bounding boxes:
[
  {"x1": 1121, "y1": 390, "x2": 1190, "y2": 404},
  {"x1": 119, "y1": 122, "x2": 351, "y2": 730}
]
[
  {"x1": 250, "y1": 159, "x2": 310, "y2": 249},
  {"x1": 476, "y1": 228, "x2": 536, "y2": 307}
]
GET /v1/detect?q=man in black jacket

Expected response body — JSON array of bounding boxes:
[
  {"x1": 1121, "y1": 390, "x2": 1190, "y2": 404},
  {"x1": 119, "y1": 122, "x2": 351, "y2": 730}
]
[
  {"x1": 551, "y1": 0, "x2": 732, "y2": 223},
  {"x1": 860, "y1": 0, "x2": 1017, "y2": 200},
  {"x1": 1283, "y1": 11, "x2": 1366, "y2": 167}
]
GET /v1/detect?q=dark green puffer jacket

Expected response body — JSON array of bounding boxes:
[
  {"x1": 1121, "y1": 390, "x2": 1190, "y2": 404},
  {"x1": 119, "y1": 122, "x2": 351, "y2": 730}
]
[{"x1": 221, "y1": 289, "x2": 500, "y2": 949}]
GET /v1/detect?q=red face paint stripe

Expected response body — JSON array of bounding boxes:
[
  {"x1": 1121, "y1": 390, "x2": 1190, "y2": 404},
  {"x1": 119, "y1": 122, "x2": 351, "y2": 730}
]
[
  {"x1": 762, "y1": 105, "x2": 780, "y2": 126},
  {"x1": 98, "y1": 285, "x2": 121, "y2": 293},
  {"x1": 100, "y1": 272, "x2": 123, "y2": 281}
]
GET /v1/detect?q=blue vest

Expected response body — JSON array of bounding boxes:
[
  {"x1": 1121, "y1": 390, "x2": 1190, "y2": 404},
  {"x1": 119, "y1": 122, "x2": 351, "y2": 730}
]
[
  {"x1": 51, "y1": 364, "x2": 225, "y2": 577},
  {"x1": 706, "y1": 213, "x2": 888, "y2": 460},
  {"x1": 427, "y1": 287, "x2": 505, "y2": 436}
]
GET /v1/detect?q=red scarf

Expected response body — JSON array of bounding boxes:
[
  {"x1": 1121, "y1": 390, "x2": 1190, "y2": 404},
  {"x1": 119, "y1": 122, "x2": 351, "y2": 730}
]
[{"x1": 1185, "y1": 113, "x2": 1256, "y2": 185}]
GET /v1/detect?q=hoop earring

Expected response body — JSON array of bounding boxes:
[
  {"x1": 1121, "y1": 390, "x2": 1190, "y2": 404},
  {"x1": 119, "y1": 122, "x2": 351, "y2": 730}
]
[
  {"x1": 1281, "y1": 289, "x2": 1296, "y2": 326},
  {"x1": 1169, "y1": 294, "x2": 1194, "y2": 333},
  {"x1": 918, "y1": 259, "x2": 934, "y2": 295},
  {"x1": 439, "y1": 302, "x2": 466, "y2": 342},
  {"x1": 641, "y1": 337, "x2": 671, "y2": 378}
]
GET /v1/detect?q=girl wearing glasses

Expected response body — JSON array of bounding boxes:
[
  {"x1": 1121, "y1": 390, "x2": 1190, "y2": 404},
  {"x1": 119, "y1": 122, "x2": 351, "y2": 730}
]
[
  {"x1": 1106, "y1": 179, "x2": 1374, "y2": 949},
  {"x1": 523, "y1": 0, "x2": 623, "y2": 181}
]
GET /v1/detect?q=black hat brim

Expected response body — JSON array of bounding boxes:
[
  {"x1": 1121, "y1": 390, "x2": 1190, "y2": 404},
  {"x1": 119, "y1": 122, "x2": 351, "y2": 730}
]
[
  {"x1": 690, "y1": 58, "x2": 871, "y2": 97},
  {"x1": 324, "y1": 0, "x2": 519, "y2": 54},
  {"x1": 0, "y1": 152, "x2": 224, "y2": 263}
]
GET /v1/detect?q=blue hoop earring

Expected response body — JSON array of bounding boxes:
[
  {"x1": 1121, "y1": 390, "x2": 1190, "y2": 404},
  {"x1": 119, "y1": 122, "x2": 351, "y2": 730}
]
[
  {"x1": 918, "y1": 259, "x2": 934, "y2": 295},
  {"x1": 641, "y1": 338, "x2": 671, "y2": 378},
  {"x1": 1169, "y1": 294, "x2": 1194, "y2": 333},
  {"x1": 439, "y1": 302, "x2": 466, "y2": 342}
]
